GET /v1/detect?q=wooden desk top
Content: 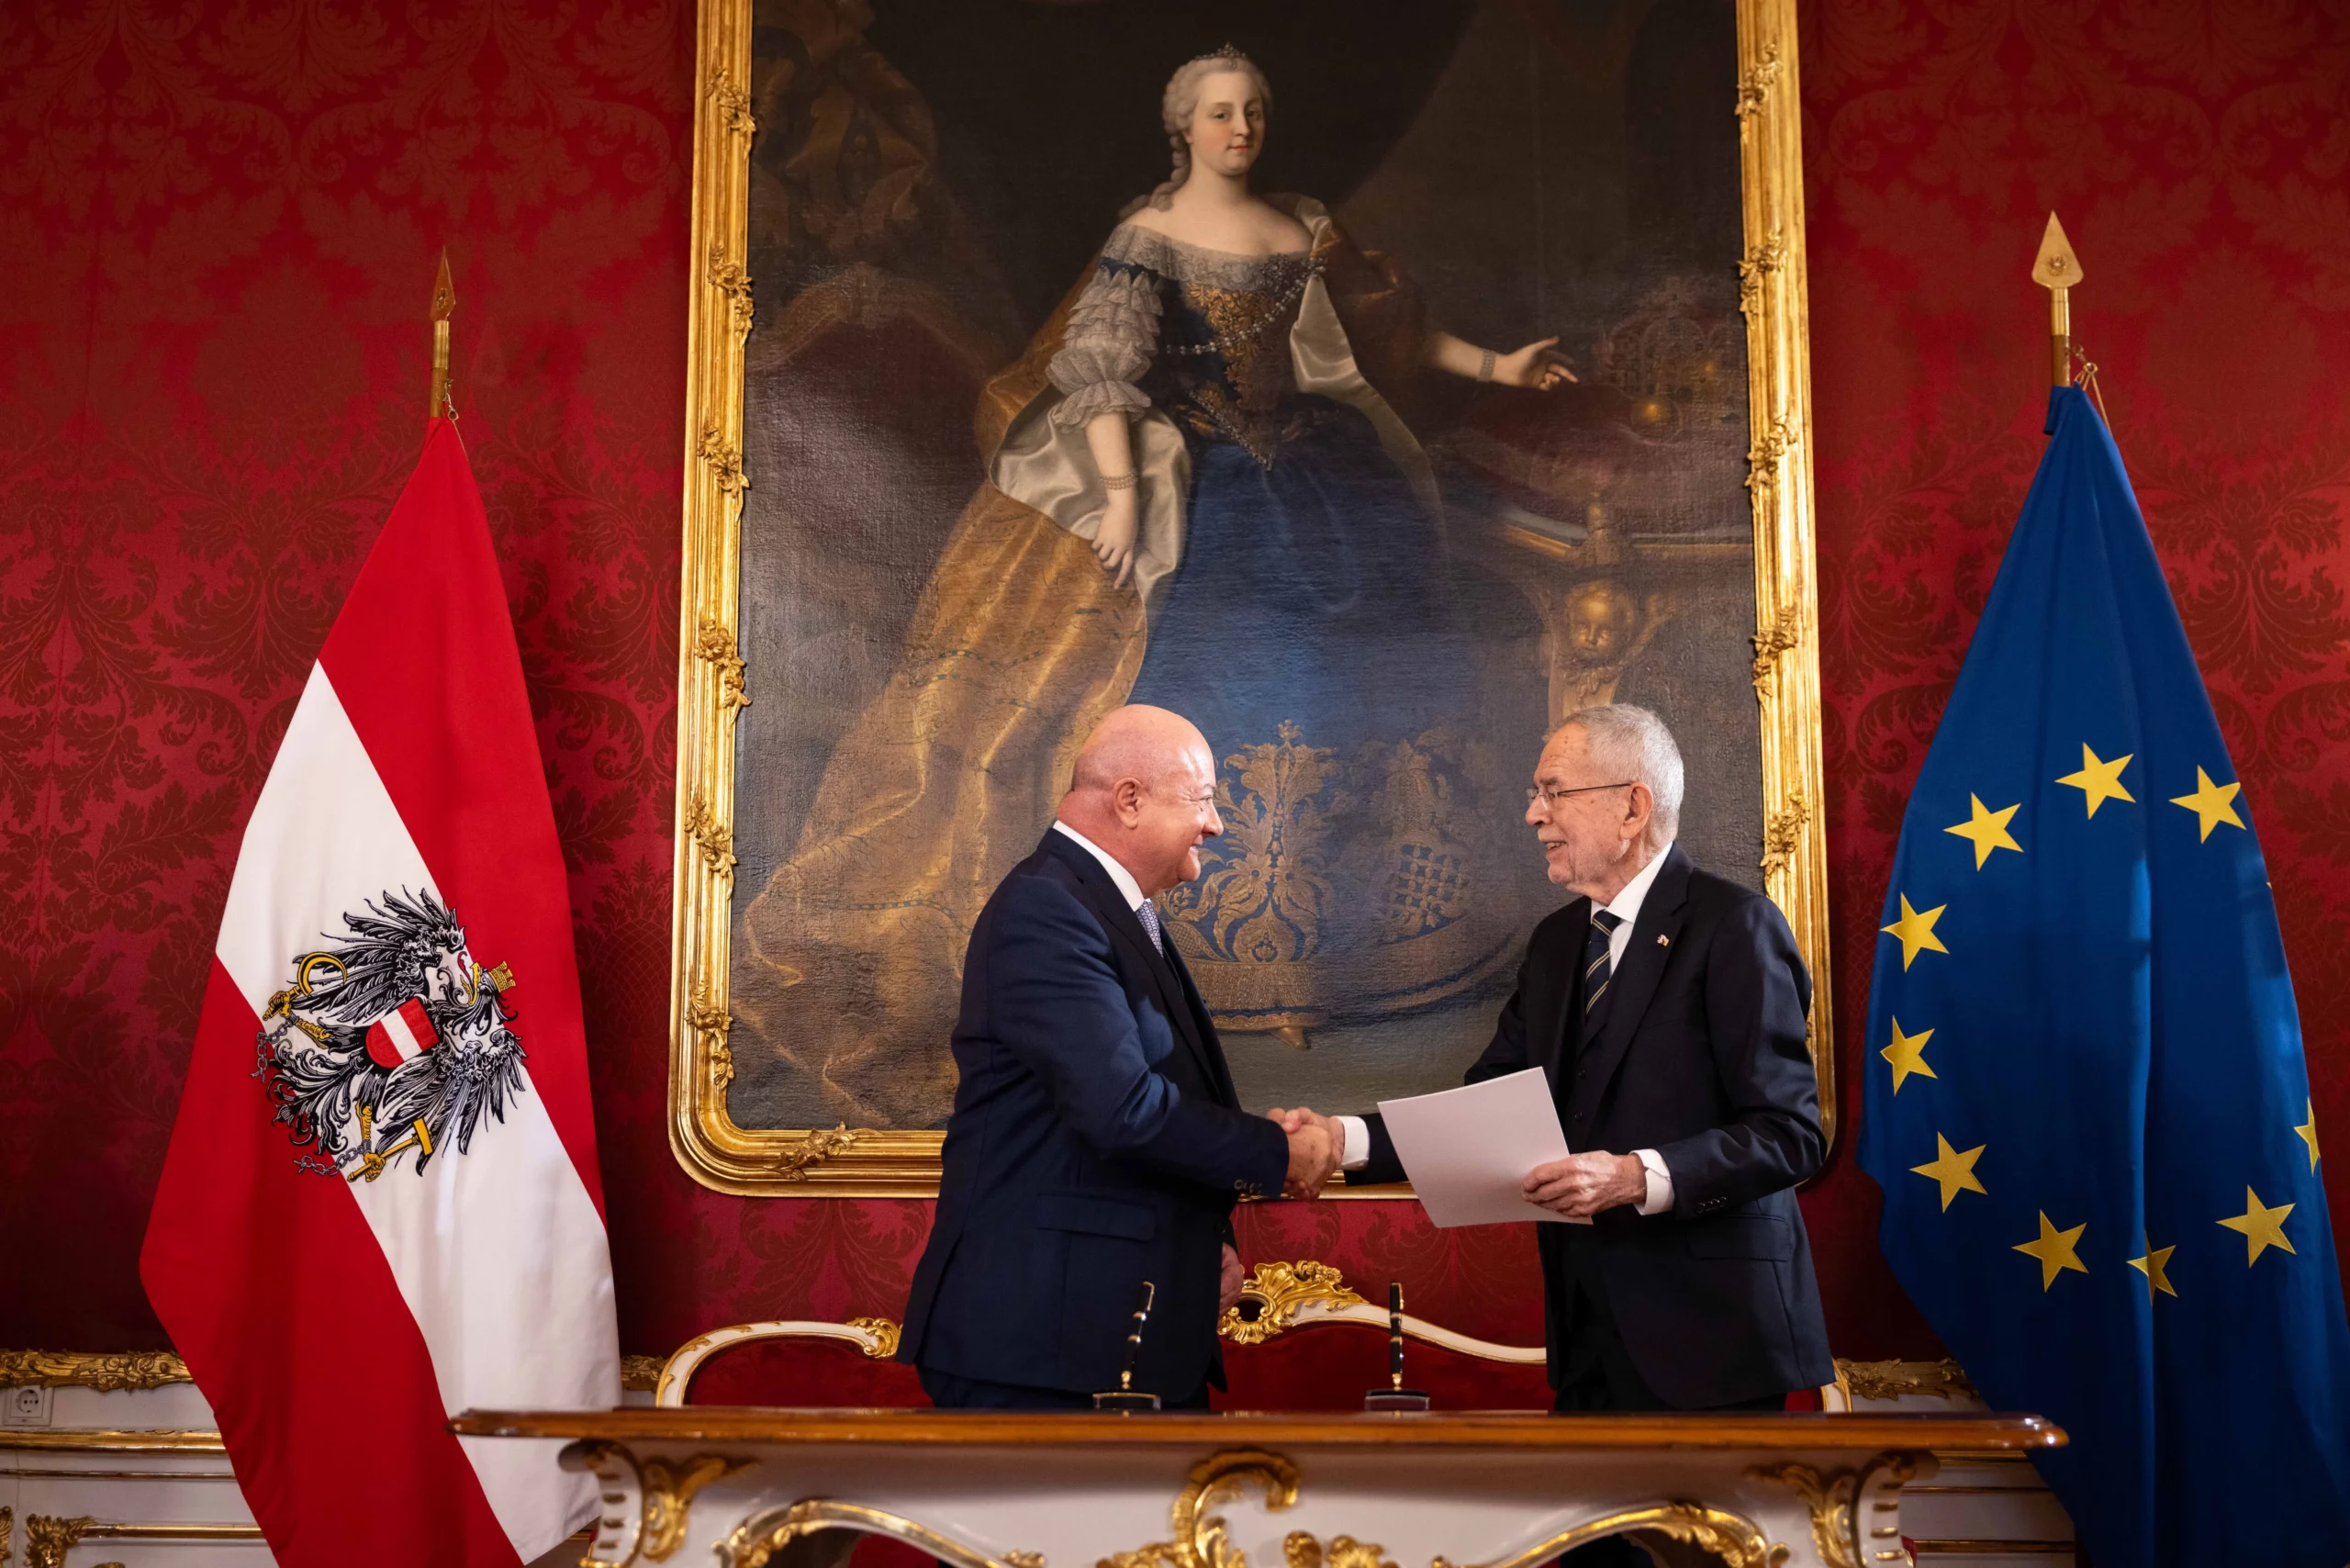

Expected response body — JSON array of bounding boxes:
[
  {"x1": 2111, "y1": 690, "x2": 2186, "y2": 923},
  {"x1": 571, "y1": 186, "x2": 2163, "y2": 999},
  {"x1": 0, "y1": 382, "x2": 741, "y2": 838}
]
[{"x1": 451, "y1": 1407, "x2": 2064, "y2": 1451}]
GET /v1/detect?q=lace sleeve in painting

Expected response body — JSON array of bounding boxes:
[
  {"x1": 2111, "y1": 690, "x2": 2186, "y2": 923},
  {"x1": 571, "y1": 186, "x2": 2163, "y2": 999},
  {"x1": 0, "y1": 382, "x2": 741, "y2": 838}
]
[{"x1": 1047, "y1": 262, "x2": 1163, "y2": 426}]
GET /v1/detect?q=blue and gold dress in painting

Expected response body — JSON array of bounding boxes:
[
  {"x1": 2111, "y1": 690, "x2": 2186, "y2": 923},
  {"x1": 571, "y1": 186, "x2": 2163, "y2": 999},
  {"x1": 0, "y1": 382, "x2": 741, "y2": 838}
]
[
  {"x1": 743, "y1": 196, "x2": 1535, "y2": 1125},
  {"x1": 1043, "y1": 221, "x2": 1504, "y2": 1033}
]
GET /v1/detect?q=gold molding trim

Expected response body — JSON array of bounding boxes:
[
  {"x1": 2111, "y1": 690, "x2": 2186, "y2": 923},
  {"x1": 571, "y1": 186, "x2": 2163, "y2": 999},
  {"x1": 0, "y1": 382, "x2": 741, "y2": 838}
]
[
  {"x1": 1105, "y1": 1449, "x2": 1301, "y2": 1568},
  {"x1": 1432, "y1": 1503, "x2": 1782, "y2": 1568},
  {"x1": 23, "y1": 1518, "x2": 264, "y2": 1568},
  {"x1": 1749, "y1": 1453, "x2": 1924, "y2": 1568},
  {"x1": 6, "y1": 1346, "x2": 658, "y2": 1396},
  {"x1": 0, "y1": 1431, "x2": 225, "y2": 1453},
  {"x1": 1733, "y1": 0, "x2": 1834, "y2": 1144},
  {"x1": 774, "y1": 1124, "x2": 862, "y2": 1180},
  {"x1": 0, "y1": 1351, "x2": 189, "y2": 1393},
  {"x1": 729, "y1": 1500, "x2": 1045, "y2": 1568},
  {"x1": 668, "y1": 0, "x2": 1834, "y2": 1189},
  {"x1": 1836, "y1": 1359, "x2": 1978, "y2": 1404},
  {"x1": 693, "y1": 619, "x2": 751, "y2": 712},
  {"x1": 1281, "y1": 1532, "x2": 1400, "y2": 1568},
  {"x1": 643, "y1": 1454, "x2": 754, "y2": 1562},
  {"x1": 565, "y1": 1439, "x2": 755, "y2": 1567}
]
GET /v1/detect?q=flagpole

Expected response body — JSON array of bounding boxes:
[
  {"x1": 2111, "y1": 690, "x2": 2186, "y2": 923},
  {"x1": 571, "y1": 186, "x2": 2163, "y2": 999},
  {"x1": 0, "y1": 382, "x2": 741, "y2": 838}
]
[
  {"x1": 427, "y1": 249, "x2": 455, "y2": 420},
  {"x1": 2032, "y1": 214, "x2": 2082, "y2": 388}
]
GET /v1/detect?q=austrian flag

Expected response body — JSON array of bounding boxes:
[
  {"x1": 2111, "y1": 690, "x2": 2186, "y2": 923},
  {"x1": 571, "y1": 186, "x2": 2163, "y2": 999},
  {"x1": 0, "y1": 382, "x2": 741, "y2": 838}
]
[{"x1": 141, "y1": 420, "x2": 619, "y2": 1568}]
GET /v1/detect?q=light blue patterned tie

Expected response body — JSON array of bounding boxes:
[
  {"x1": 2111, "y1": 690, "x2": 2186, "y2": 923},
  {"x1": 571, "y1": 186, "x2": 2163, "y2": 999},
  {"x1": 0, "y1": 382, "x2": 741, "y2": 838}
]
[
  {"x1": 1583, "y1": 907, "x2": 1624, "y2": 1021},
  {"x1": 1136, "y1": 898, "x2": 1165, "y2": 956}
]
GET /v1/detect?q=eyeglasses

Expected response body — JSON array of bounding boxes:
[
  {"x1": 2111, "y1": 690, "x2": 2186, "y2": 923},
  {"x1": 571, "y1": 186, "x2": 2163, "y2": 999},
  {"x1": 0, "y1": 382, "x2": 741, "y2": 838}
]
[{"x1": 1526, "y1": 781, "x2": 1634, "y2": 807}]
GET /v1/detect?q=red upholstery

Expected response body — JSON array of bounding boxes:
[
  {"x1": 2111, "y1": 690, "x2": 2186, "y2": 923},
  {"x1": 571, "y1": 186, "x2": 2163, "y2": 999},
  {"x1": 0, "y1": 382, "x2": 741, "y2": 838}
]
[{"x1": 681, "y1": 1336, "x2": 930, "y2": 1408}]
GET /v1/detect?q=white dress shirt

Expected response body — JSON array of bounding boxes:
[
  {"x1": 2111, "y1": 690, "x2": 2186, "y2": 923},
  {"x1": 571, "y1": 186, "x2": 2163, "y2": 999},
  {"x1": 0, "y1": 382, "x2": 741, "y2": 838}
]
[
  {"x1": 1052, "y1": 820, "x2": 1147, "y2": 913},
  {"x1": 1339, "y1": 842, "x2": 1677, "y2": 1216}
]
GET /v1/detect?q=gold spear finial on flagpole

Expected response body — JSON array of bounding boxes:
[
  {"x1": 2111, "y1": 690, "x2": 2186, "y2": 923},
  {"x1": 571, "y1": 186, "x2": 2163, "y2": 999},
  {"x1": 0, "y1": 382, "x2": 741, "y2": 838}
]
[
  {"x1": 427, "y1": 249, "x2": 456, "y2": 420},
  {"x1": 2032, "y1": 214, "x2": 2082, "y2": 388}
]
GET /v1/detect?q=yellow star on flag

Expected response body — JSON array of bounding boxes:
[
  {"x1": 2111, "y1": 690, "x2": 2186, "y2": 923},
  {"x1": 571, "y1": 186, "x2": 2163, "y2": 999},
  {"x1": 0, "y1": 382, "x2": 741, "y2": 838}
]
[
  {"x1": 2167, "y1": 767, "x2": 2245, "y2": 842},
  {"x1": 1910, "y1": 1133, "x2": 1986, "y2": 1211},
  {"x1": 1881, "y1": 893, "x2": 1950, "y2": 970},
  {"x1": 2014, "y1": 1211, "x2": 2089, "y2": 1290},
  {"x1": 2297, "y1": 1100, "x2": 2321, "y2": 1173},
  {"x1": 1881, "y1": 1017, "x2": 1937, "y2": 1093},
  {"x1": 1944, "y1": 795, "x2": 2023, "y2": 868},
  {"x1": 2056, "y1": 744, "x2": 2134, "y2": 818},
  {"x1": 2218, "y1": 1186, "x2": 2296, "y2": 1265},
  {"x1": 2128, "y1": 1236, "x2": 2177, "y2": 1301}
]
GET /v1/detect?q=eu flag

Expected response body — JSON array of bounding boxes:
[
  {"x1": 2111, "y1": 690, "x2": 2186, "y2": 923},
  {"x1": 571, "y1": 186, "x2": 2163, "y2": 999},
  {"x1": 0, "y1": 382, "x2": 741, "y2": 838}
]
[{"x1": 1858, "y1": 388, "x2": 2350, "y2": 1564}]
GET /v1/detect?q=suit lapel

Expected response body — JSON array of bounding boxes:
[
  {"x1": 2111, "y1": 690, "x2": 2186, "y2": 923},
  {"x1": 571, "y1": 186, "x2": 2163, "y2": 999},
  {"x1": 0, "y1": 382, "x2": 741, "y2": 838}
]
[
  {"x1": 1547, "y1": 894, "x2": 1595, "y2": 1095},
  {"x1": 1040, "y1": 832, "x2": 1222, "y2": 1090},
  {"x1": 1568, "y1": 846, "x2": 1692, "y2": 1123},
  {"x1": 1160, "y1": 937, "x2": 1239, "y2": 1107}
]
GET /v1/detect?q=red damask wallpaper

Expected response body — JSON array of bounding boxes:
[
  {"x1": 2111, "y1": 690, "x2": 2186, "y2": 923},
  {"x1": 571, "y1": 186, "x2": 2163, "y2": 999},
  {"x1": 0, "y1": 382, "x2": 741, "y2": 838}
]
[{"x1": 3, "y1": 0, "x2": 2344, "y2": 1386}]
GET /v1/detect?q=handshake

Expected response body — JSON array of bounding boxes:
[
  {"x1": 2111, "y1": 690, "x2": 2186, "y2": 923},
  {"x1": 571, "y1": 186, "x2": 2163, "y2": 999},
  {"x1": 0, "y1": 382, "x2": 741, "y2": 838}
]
[{"x1": 1268, "y1": 1105, "x2": 1344, "y2": 1199}]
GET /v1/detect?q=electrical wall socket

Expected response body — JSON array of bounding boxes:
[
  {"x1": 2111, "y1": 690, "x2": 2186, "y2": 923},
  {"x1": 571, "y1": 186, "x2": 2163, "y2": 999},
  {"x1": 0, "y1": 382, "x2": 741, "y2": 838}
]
[{"x1": 3, "y1": 1383, "x2": 53, "y2": 1426}]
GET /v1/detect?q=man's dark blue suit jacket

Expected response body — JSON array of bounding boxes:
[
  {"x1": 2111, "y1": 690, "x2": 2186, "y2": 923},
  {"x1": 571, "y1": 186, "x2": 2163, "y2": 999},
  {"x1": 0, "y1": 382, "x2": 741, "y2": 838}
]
[
  {"x1": 1355, "y1": 844, "x2": 1834, "y2": 1407},
  {"x1": 900, "y1": 829, "x2": 1290, "y2": 1398}
]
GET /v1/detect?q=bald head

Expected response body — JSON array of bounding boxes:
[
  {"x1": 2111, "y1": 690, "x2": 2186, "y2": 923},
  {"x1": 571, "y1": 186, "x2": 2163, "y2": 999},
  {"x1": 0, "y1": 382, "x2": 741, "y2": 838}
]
[
  {"x1": 1058, "y1": 706, "x2": 1223, "y2": 897},
  {"x1": 1071, "y1": 705, "x2": 1208, "y2": 795}
]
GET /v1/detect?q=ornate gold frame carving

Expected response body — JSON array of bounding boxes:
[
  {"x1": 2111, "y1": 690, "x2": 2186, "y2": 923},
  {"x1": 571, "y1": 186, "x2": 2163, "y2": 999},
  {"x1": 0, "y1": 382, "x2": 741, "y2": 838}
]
[
  {"x1": 1833, "y1": 1359, "x2": 1977, "y2": 1405},
  {"x1": 669, "y1": 0, "x2": 1832, "y2": 1193},
  {"x1": 1, "y1": 1347, "x2": 661, "y2": 1395},
  {"x1": 0, "y1": 1350, "x2": 192, "y2": 1394}
]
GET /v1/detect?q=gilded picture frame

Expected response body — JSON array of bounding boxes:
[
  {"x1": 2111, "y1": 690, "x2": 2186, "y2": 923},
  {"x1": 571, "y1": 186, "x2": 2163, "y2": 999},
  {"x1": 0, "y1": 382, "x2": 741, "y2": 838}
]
[{"x1": 668, "y1": 0, "x2": 1830, "y2": 1196}]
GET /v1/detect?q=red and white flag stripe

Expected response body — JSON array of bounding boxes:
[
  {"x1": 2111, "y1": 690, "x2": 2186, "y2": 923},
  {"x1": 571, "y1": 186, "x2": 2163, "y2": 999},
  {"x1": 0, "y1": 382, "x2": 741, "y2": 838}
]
[{"x1": 143, "y1": 421, "x2": 617, "y2": 1568}]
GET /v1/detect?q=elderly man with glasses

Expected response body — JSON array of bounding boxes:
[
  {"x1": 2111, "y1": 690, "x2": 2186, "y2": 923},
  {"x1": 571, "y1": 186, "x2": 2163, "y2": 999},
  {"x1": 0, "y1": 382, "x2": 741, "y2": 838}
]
[{"x1": 1281, "y1": 705, "x2": 1831, "y2": 1455}]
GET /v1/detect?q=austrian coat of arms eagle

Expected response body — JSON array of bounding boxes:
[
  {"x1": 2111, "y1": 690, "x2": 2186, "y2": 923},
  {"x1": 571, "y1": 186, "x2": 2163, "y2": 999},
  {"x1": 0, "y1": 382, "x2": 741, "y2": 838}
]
[{"x1": 253, "y1": 888, "x2": 527, "y2": 1182}]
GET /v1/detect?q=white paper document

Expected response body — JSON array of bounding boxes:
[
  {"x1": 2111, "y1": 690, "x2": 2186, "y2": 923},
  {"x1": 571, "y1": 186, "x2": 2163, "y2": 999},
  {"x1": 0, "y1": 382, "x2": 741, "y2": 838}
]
[{"x1": 1375, "y1": 1069, "x2": 1587, "y2": 1228}]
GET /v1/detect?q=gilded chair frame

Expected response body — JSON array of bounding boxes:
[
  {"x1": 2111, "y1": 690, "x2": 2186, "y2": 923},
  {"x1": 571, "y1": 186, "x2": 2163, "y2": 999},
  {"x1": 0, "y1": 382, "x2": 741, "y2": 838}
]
[{"x1": 669, "y1": 0, "x2": 1831, "y2": 1194}]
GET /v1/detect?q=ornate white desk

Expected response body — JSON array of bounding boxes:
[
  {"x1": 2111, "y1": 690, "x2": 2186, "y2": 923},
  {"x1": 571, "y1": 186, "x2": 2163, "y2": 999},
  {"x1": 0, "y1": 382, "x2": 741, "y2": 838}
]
[{"x1": 453, "y1": 1407, "x2": 2064, "y2": 1568}]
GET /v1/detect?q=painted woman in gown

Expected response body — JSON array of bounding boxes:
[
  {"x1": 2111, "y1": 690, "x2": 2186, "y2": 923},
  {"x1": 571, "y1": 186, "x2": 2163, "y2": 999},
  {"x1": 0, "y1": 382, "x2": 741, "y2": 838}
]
[{"x1": 737, "y1": 49, "x2": 1569, "y2": 1128}]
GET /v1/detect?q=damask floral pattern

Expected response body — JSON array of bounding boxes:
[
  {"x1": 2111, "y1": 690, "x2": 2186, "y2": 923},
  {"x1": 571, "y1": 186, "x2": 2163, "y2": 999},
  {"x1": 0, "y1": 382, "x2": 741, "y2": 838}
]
[
  {"x1": 2, "y1": 0, "x2": 2343, "y2": 1382},
  {"x1": 1800, "y1": 0, "x2": 2350, "y2": 1351}
]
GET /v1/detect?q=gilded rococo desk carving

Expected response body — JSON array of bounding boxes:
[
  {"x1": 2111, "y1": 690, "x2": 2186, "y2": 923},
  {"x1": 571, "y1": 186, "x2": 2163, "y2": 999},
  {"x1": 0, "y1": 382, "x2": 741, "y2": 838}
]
[{"x1": 453, "y1": 1408, "x2": 2061, "y2": 1568}]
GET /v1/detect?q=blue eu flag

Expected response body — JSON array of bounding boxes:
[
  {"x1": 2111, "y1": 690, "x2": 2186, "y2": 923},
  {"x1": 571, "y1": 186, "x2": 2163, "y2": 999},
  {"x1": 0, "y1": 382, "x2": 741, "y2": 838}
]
[{"x1": 1858, "y1": 388, "x2": 2350, "y2": 1564}]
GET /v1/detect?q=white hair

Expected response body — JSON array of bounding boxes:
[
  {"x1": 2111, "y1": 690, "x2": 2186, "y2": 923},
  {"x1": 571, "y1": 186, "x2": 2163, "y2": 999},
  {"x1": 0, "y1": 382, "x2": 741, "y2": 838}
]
[
  {"x1": 1553, "y1": 704, "x2": 1684, "y2": 841},
  {"x1": 1140, "y1": 47, "x2": 1274, "y2": 211}
]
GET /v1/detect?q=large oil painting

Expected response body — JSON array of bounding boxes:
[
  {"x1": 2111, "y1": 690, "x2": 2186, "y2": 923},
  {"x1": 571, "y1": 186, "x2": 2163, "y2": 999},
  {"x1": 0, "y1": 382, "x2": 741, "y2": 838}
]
[{"x1": 669, "y1": 0, "x2": 1829, "y2": 1193}]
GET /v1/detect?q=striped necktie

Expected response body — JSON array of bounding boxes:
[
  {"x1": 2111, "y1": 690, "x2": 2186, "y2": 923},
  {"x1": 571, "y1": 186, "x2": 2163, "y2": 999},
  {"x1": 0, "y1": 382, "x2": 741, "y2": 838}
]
[
  {"x1": 1582, "y1": 907, "x2": 1624, "y2": 1025},
  {"x1": 1136, "y1": 897, "x2": 1165, "y2": 956}
]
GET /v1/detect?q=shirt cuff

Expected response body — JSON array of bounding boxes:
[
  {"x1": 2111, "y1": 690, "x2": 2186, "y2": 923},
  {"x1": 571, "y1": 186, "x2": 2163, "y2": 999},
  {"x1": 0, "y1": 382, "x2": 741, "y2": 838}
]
[
  {"x1": 1337, "y1": 1116, "x2": 1371, "y2": 1172},
  {"x1": 1634, "y1": 1148, "x2": 1673, "y2": 1215}
]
